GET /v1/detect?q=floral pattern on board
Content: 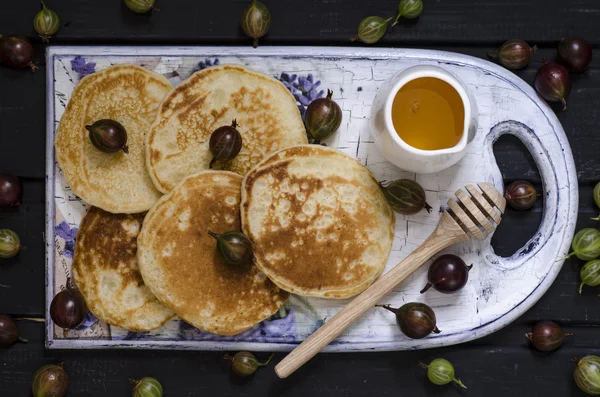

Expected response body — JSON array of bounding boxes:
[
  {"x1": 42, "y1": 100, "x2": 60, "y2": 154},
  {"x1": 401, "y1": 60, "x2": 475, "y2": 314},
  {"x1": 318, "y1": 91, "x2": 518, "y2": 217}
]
[
  {"x1": 50, "y1": 54, "x2": 336, "y2": 348},
  {"x1": 278, "y1": 72, "x2": 324, "y2": 117},
  {"x1": 75, "y1": 312, "x2": 100, "y2": 331},
  {"x1": 195, "y1": 58, "x2": 220, "y2": 72},
  {"x1": 70, "y1": 56, "x2": 96, "y2": 76},
  {"x1": 178, "y1": 305, "x2": 298, "y2": 343},
  {"x1": 55, "y1": 221, "x2": 78, "y2": 259}
]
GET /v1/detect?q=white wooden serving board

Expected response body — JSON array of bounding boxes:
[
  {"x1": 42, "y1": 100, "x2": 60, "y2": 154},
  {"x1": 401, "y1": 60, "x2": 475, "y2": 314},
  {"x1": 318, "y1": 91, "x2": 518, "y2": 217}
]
[{"x1": 45, "y1": 46, "x2": 577, "y2": 351}]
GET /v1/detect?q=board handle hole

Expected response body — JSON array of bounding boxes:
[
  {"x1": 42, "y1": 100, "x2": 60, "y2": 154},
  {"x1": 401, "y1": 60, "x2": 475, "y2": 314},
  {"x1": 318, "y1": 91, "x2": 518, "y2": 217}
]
[{"x1": 491, "y1": 134, "x2": 543, "y2": 258}]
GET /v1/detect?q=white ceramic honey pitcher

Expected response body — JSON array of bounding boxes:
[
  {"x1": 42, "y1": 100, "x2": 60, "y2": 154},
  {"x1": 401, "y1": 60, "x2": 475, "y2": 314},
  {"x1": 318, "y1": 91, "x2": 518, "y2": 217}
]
[{"x1": 370, "y1": 65, "x2": 478, "y2": 174}]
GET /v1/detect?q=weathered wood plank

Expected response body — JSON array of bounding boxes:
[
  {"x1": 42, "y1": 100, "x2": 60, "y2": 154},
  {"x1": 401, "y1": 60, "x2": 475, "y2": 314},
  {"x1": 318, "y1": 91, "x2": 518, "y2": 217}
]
[
  {"x1": 0, "y1": 180, "x2": 46, "y2": 316},
  {"x1": 0, "y1": 321, "x2": 597, "y2": 396},
  {"x1": 1, "y1": 0, "x2": 599, "y2": 45},
  {"x1": 0, "y1": 1, "x2": 598, "y2": 395},
  {"x1": 0, "y1": 66, "x2": 47, "y2": 179}
]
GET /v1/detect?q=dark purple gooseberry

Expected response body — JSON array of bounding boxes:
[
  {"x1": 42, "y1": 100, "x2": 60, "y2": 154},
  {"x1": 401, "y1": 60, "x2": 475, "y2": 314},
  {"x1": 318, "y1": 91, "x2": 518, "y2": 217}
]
[
  {"x1": 304, "y1": 89, "x2": 342, "y2": 141},
  {"x1": 208, "y1": 230, "x2": 253, "y2": 267},
  {"x1": 0, "y1": 35, "x2": 37, "y2": 71},
  {"x1": 504, "y1": 180, "x2": 537, "y2": 211},
  {"x1": 526, "y1": 320, "x2": 573, "y2": 352},
  {"x1": 209, "y1": 119, "x2": 243, "y2": 168},
  {"x1": 421, "y1": 254, "x2": 472, "y2": 294},
  {"x1": 558, "y1": 36, "x2": 593, "y2": 73},
  {"x1": 0, "y1": 314, "x2": 26, "y2": 345},
  {"x1": 0, "y1": 173, "x2": 23, "y2": 207},
  {"x1": 86, "y1": 119, "x2": 129, "y2": 154},
  {"x1": 534, "y1": 61, "x2": 572, "y2": 111},
  {"x1": 50, "y1": 288, "x2": 89, "y2": 331},
  {"x1": 378, "y1": 303, "x2": 440, "y2": 339}
]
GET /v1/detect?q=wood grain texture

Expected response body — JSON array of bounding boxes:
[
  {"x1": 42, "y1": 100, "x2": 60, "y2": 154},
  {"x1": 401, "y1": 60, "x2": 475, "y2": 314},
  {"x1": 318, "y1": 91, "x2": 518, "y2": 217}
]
[
  {"x1": 1, "y1": 321, "x2": 599, "y2": 396},
  {"x1": 1, "y1": 0, "x2": 600, "y2": 45},
  {"x1": 0, "y1": 0, "x2": 599, "y2": 396}
]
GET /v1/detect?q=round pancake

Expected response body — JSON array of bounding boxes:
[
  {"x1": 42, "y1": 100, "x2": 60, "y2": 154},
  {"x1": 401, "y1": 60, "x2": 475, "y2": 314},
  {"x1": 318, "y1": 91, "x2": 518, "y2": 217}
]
[
  {"x1": 146, "y1": 64, "x2": 308, "y2": 193},
  {"x1": 72, "y1": 207, "x2": 175, "y2": 332},
  {"x1": 55, "y1": 65, "x2": 172, "y2": 213},
  {"x1": 241, "y1": 145, "x2": 395, "y2": 299},
  {"x1": 137, "y1": 170, "x2": 289, "y2": 335}
]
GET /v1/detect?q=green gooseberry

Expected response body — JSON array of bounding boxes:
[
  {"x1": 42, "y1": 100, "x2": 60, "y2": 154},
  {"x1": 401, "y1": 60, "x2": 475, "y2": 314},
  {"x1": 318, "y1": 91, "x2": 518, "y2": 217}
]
[
  {"x1": 0, "y1": 229, "x2": 21, "y2": 258},
  {"x1": 591, "y1": 182, "x2": 600, "y2": 221},
  {"x1": 420, "y1": 358, "x2": 466, "y2": 388},
  {"x1": 351, "y1": 16, "x2": 393, "y2": 44},
  {"x1": 225, "y1": 352, "x2": 274, "y2": 377},
  {"x1": 393, "y1": 0, "x2": 424, "y2": 25},
  {"x1": 33, "y1": 1, "x2": 60, "y2": 43},
  {"x1": 562, "y1": 228, "x2": 600, "y2": 261},
  {"x1": 574, "y1": 356, "x2": 600, "y2": 396},
  {"x1": 580, "y1": 259, "x2": 600, "y2": 295},
  {"x1": 131, "y1": 377, "x2": 163, "y2": 397}
]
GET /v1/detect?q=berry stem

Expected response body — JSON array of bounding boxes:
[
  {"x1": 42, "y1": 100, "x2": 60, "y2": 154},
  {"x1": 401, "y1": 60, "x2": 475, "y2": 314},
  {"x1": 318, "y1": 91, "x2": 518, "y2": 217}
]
[
  {"x1": 258, "y1": 353, "x2": 275, "y2": 367},
  {"x1": 420, "y1": 283, "x2": 433, "y2": 294},
  {"x1": 376, "y1": 304, "x2": 399, "y2": 314},
  {"x1": 207, "y1": 231, "x2": 220, "y2": 240},
  {"x1": 453, "y1": 377, "x2": 467, "y2": 389},
  {"x1": 16, "y1": 317, "x2": 45, "y2": 323}
]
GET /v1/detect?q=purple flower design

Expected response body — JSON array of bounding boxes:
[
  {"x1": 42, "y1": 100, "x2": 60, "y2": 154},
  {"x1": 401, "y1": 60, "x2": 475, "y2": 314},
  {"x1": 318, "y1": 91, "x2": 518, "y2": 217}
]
[
  {"x1": 178, "y1": 306, "x2": 298, "y2": 343},
  {"x1": 55, "y1": 221, "x2": 78, "y2": 259},
  {"x1": 278, "y1": 72, "x2": 324, "y2": 117},
  {"x1": 195, "y1": 58, "x2": 220, "y2": 72},
  {"x1": 70, "y1": 56, "x2": 96, "y2": 77},
  {"x1": 75, "y1": 312, "x2": 99, "y2": 331}
]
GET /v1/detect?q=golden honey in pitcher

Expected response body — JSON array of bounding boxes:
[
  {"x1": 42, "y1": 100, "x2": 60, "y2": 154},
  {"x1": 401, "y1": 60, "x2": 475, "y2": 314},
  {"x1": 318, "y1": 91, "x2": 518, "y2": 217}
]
[{"x1": 391, "y1": 77, "x2": 465, "y2": 151}]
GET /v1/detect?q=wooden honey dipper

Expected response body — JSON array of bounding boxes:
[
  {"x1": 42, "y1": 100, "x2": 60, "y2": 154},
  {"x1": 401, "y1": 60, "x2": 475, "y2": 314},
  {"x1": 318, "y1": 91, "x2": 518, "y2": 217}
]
[{"x1": 275, "y1": 182, "x2": 506, "y2": 378}]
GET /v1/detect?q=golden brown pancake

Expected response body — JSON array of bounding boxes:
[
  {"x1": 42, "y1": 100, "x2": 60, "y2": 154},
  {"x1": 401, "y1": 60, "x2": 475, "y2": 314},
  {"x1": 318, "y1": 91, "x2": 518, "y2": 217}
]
[
  {"x1": 55, "y1": 65, "x2": 172, "y2": 213},
  {"x1": 145, "y1": 64, "x2": 308, "y2": 193},
  {"x1": 72, "y1": 207, "x2": 175, "y2": 332},
  {"x1": 137, "y1": 170, "x2": 289, "y2": 335},
  {"x1": 241, "y1": 145, "x2": 395, "y2": 299}
]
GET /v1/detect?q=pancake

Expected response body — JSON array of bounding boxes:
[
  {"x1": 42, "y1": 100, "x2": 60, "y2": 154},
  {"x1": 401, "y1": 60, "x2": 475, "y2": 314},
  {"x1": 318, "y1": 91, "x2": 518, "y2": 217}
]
[
  {"x1": 251, "y1": 144, "x2": 345, "y2": 170},
  {"x1": 137, "y1": 170, "x2": 289, "y2": 335},
  {"x1": 241, "y1": 145, "x2": 395, "y2": 299},
  {"x1": 146, "y1": 64, "x2": 308, "y2": 193},
  {"x1": 55, "y1": 64, "x2": 172, "y2": 213},
  {"x1": 72, "y1": 207, "x2": 175, "y2": 332}
]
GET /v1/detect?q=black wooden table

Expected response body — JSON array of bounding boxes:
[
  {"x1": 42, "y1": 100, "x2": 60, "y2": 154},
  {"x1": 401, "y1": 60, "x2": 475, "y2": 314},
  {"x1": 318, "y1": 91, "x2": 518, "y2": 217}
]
[{"x1": 1, "y1": 1, "x2": 599, "y2": 395}]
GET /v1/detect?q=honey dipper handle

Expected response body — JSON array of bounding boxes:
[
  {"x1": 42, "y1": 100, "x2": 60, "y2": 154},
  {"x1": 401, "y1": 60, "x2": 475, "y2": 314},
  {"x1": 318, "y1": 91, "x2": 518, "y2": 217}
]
[{"x1": 275, "y1": 212, "x2": 469, "y2": 379}]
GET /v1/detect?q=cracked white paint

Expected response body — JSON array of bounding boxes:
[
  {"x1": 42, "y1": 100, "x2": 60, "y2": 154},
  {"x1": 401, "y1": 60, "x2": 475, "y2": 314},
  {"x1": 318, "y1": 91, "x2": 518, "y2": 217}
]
[{"x1": 45, "y1": 47, "x2": 577, "y2": 352}]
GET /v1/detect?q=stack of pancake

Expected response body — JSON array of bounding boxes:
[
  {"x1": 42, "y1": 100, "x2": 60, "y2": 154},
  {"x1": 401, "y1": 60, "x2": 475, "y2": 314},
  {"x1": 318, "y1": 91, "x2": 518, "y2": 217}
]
[{"x1": 56, "y1": 63, "x2": 394, "y2": 335}]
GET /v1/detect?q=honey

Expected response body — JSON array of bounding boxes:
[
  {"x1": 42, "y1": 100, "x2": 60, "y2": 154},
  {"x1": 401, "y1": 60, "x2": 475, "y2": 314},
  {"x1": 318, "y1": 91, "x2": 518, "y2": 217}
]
[{"x1": 391, "y1": 77, "x2": 465, "y2": 151}]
